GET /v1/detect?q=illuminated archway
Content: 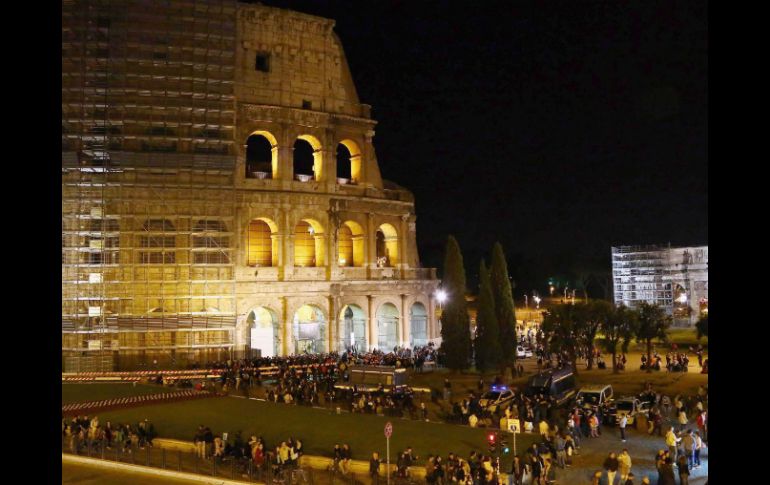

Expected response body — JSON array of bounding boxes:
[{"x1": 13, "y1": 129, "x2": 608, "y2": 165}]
[
  {"x1": 375, "y1": 223, "x2": 399, "y2": 267},
  {"x1": 376, "y1": 302, "x2": 399, "y2": 351},
  {"x1": 294, "y1": 219, "x2": 325, "y2": 267},
  {"x1": 336, "y1": 139, "x2": 362, "y2": 184},
  {"x1": 247, "y1": 307, "x2": 280, "y2": 357},
  {"x1": 339, "y1": 304, "x2": 366, "y2": 352},
  {"x1": 294, "y1": 135, "x2": 323, "y2": 181},
  {"x1": 245, "y1": 131, "x2": 278, "y2": 179},
  {"x1": 338, "y1": 220, "x2": 364, "y2": 267},
  {"x1": 410, "y1": 302, "x2": 428, "y2": 347},
  {"x1": 247, "y1": 218, "x2": 277, "y2": 267},
  {"x1": 292, "y1": 304, "x2": 327, "y2": 354}
]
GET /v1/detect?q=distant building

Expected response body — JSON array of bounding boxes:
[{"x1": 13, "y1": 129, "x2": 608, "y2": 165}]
[{"x1": 611, "y1": 244, "x2": 708, "y2": 326}]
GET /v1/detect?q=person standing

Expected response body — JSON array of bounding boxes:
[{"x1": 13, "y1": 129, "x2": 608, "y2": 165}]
[
  {"x1": 369, "y1": 452, "x2": 381, "y2": 485},
  {"x1": 665, "y1": 427, "x2": 680, "y2": 461},
  {"x1": 509, "y1": 455, "x2": 524, "y2": 485},
  {"x1": 619, "y1": 414, "x2": 628, "y2": 442},
  {"x1": 693, "y1": 431, "x2": 703, "y2": 468},
  {"x1": 618, "y1": 449, "x2": 632, "y2": 483},
  {"x1": 676, "y1": 453, "x2": 690, "y2": 485},
  {"x1": 682, "y1": 430, "x2": 695, "y2": 469},
  {"x1": 657, "y1": 457, "x2": 676, "y2": 485},
  {"x1": 554, "y1": 433, "x2": 566, "y2": 469},
  {"x1": 623, "y1": 472, "x2": 635, "y2": 485},
  {"x1": 603, "y1": 452, "x2": 619, "y2": 485}
]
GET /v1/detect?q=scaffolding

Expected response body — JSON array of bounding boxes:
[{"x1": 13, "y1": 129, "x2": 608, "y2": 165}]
[{"x1": 62, "y1": 0, "x2": 238, "y2": 371}]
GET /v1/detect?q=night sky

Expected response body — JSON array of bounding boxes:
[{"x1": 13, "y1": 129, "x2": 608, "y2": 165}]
[{"x1": 252, "y1": 0, "x2": 708, "y2": 294}]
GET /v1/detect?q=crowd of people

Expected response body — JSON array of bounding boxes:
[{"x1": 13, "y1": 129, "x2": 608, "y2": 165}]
[{"x1": 63, "y1": 415, "x2": 157, "y2": 454}]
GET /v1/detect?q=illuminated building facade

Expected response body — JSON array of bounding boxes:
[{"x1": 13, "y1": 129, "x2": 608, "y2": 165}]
[
  {"x1": 62, "y1": 0, "x2": 439, "y2": 371},
  {"x1": 611, "y1": 244, "x2": 708, "y2": 326}
]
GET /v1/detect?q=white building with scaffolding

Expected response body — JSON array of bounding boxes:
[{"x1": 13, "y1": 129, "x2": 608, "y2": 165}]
[{"x1": 611, "y1": 244, "x2": 708, "y2": 326}]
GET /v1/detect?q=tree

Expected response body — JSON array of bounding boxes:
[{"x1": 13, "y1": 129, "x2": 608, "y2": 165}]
[
  {"x1": 474, "y1": 260, "x2": 502, "y2": 372},
  {"x1": 635, "y1": 302, "x2": 672, "y2": 373},
  {"x1": 574, "y1": 300, "x2": 613, "y2": 370},
  {"x1": 599, "y1": 305, "x2": 639, "y2": 373},
  {"x1": 541, "y1": 304, "x2": 582, "y2": 376},
  {"x1": 696, "y1": 315, "x2": 708, "y2": 339},
  {"x1": 439, "y1": 236, "x2": 472, "y2": 371},
  {"x1": 490, "y1": 242, "x2": 517, "y2": 368}
]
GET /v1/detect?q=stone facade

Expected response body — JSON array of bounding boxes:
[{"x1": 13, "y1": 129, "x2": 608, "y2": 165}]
[{"x1": 62, "y1": 1, "x2": 438, "y2": 370}]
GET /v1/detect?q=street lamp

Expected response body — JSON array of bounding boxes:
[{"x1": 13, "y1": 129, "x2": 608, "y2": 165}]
[{"x1": 436, "y1": 289, "x2": 448, "y2": 309}]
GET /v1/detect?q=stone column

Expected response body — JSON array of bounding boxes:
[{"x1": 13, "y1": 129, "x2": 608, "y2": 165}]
[
  {"x1": 428, "y1": 294, "x2": 437, "y2": 340},
  {"x1": 367, "y1": 295, "x2": 376, "y2": 351},
  {"x1": 366, "y1": 213, "x2": 376, "y2": 277},
  {"x1": 282, "y1": 297, "x2": 292, "y2": 356},
  {"x1": 401, "y1": 294, "x2": 410, "y2": 347},
  {"x1": 399, "y1": 214, "x2": 409, "y2": 273}
]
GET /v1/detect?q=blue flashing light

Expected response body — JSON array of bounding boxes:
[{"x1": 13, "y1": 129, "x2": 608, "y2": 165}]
[{"x1": 491, "y1": 385, "x2": 509, "y2": 392}]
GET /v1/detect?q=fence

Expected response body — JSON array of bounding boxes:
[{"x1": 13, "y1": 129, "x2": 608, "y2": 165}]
[{"x1": 61, "y1": 437, "x2": 377, "y2": 485}]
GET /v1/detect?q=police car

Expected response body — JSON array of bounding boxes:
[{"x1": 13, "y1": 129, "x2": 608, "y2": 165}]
[{"x1": 479, "y1": 385, "x2": 515, "y2": 412}]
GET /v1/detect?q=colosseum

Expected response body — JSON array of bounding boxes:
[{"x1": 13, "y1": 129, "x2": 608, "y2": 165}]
[{"x1": 62, "y1": 0, "x2": 440, "y2": 371}]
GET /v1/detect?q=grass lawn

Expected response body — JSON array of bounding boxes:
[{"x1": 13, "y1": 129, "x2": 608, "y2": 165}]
[
  {"x1": 95, "y1": 396, "x2": 538, "y2": 468},
  {"x1": 62, "y1": 383, "x2": 168, "y2": 405},
  {"x1": 663, "y1": 328, "x2": 708, "y2": 347}
]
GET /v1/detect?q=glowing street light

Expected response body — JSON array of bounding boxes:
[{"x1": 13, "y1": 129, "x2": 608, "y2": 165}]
[
  {"x1": 533, "y1": 295, "x2": 541, "y2": 309},
  {"x1": 436, "y1": 289, "x2": 448, "y2": 305}
]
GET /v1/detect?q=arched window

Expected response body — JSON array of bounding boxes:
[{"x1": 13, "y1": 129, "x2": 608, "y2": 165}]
[
  {"x1": 293, "y1": 139, "x2": 315, "y2": 181},
  {"x1": 338, "y1": 221, "x2": 364, "y2": 267},
  {"x1": 192, "y1": 220, "x2": 230, "y2": 264},
  {"x1": 376, "y1": 223, "x2": 399, "y2": 267},
  {"x1": 247, "y1": 219, "x2": 274, "y2": 267},
  {"x1": 336, "y1": 140, "x2": 361, "y2": 184},
  {"x1": 376, "y1": 302, "x2": 400, "y2": 351},
  {"x1": 337, "y1": 225, "x2": 353, "y2": 267},
  {"x1": 294, "y1": 221, "x2": 316, "y2": 267},
  {"x1": 294, "y1": 135, "x2": 323, "y2": 182},
  {"x1": 245, "y1": 133, "x2": 275, "y2": 179}
]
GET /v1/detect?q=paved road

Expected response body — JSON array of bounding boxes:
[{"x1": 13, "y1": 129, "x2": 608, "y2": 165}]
[{"x1": 546, "y1": 424, "x2": 708, "y2": 484}]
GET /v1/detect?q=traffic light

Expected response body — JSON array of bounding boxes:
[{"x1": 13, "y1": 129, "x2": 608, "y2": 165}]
[
  {"x1": 487, "y1": 432, "x2": 497, "y2": 452},
  {"x1": 501, "y1": 436, "x2": 510, "y2": 455}
]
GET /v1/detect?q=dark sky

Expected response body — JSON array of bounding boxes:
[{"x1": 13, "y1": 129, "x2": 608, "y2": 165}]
[{"x1": 253, "y1": 0, "x2": 708, "y2": 293}]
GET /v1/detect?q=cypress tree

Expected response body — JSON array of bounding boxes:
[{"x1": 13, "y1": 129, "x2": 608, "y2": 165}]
[
  {"x1": 474, "y1": 259, "x2": 502, "y2": 371},
  {"x1": 440, "y1": 236, "x2": 472, "y2": 371},
  {"x1": 490, "y1": 242, "x2": 517, "y2": 366}
]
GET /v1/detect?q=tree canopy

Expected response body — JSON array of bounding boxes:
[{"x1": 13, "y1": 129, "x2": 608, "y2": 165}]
[{"x1": 440, "y1": 235, "x2": 472, "y2": 371}]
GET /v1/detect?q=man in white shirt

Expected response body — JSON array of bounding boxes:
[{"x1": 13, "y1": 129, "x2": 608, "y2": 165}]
[{"x1": 619, "y1": 414, "x2": 628, "y2": 442}]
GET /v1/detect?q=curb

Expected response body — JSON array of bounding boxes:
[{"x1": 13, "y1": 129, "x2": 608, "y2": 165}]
[{"x1": 63, "y1": 453, "x2": 262, "y2": 484}]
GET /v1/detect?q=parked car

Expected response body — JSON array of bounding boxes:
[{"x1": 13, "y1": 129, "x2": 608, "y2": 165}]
[
  {"x1": 516, "y1": 346, "x2": 533, "y2": 359},
  {"x1": 575, "y1": 384, "x2": 614, "y2": 417},
  {"x1": 479, "y1": 386, "x2": 515, "y2": 412},
  {"x1": 606, "y1": 396, "x2": 651, "y2": 425}
]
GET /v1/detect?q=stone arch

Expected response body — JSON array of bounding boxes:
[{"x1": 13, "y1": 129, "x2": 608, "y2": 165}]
[
  {"x1": 294, "y1": 217, "x2": 325, "y2": 267},
  {"x1": 292, "y1": 304, "x2": 328, "y2": 354},
  {"x1": 409, "y1": 302, "x2": 429, "y2": 347},
  {"x1": 246, "y1": 217, "x2": 278, "y2": 267},
  {"x1": 338, "y1": 220, "x2": 365, "y2": 267},
  {"x1": 338, "y1": 303, "x2": 367, "y2": 352},
  {"x1": 294, "y1": 134, "x2": 323, "y2": 182},
  {"x1": 245, "y1": 130, "x2": 278, "y2": 179},
  {"x1": 246, "y1": 306, "x2": 281, "y2": 357},
  {"x1": 375, "y1": 223, "x2": 399, "y2": 267},
  {"x1": 336, "y1": 139, "x2": 362, "y2": 184},
  {"x1": 375, "y1": 300, "x2": 400, "y2": 351}
]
